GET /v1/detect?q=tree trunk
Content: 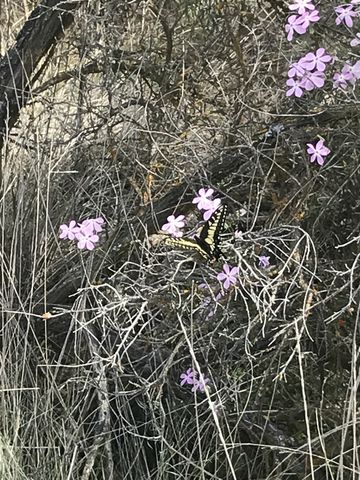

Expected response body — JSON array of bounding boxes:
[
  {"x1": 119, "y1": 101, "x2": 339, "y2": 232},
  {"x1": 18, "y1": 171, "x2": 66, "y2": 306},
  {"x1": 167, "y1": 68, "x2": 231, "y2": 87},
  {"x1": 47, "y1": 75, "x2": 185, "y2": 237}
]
[{"x1": 0, "y1": 0, "x2": 82, "y2": 149}]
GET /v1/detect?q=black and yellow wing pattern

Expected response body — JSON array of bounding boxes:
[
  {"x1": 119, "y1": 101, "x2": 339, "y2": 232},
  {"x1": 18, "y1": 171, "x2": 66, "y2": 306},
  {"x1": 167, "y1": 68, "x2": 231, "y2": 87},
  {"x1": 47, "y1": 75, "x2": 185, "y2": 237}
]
[{"x1": 165, "y1": 204, "x2": 228, "y2": 261}]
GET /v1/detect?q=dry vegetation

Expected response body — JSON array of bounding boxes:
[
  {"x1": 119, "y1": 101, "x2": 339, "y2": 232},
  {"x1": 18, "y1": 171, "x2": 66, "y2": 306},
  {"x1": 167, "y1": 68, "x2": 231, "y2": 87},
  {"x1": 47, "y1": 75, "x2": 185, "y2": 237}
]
[{"x1": 0, "y1": 0, "x2": 359, "y2": 479}]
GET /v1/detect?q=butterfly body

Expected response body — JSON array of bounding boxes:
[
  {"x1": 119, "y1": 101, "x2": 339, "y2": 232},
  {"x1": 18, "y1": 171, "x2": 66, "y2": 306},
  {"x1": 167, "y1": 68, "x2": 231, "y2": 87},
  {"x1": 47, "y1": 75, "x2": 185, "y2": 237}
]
[{"x1": 165, "y1": 204, "x2": 228, "y2": 261}]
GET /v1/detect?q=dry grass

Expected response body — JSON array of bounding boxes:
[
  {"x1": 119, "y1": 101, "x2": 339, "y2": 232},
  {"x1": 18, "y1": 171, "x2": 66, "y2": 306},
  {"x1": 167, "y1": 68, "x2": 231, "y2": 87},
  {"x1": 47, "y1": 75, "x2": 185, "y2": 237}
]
[{"x1": 0, "y1": 0, "x2": 359, "y2": 479}]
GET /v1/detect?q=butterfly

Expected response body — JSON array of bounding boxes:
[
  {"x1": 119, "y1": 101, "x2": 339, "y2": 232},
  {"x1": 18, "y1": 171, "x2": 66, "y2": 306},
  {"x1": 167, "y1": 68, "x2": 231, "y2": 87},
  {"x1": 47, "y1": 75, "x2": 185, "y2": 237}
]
[{"x1": 165, "y1": 204, "x2": 228, "y2": 261}]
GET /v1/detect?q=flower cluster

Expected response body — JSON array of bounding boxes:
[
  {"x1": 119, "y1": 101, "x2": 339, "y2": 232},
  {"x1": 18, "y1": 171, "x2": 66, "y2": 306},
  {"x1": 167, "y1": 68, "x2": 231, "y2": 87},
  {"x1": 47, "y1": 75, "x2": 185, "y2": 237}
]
[
  {"x1": 59, "y1": 217, "x2": 104, "y2": 251},
  {"x1": 285, "y1": 2, "x2": 360, "y2": 95},
  {"x1": 286, "y1": 48, "x2": 332, "y2": 97},
  {"x1": 283, "y1": 5, "x2": 342, "y2": 166},
  {"x1": 285, "y1": 1, "x2": 320, "y2": 41},
  {"x1": 192, "y1": 188, "x2": 221, "y2": 221},
  {"x1": 180, "y1": 368, "x2": 210, "y2": 392},
  {"x1": 161, "y1": 187, "x2": 222, "y2": 234},
  {"x1": 284, "y1": 0, "x2": 360, "y2": 41}
]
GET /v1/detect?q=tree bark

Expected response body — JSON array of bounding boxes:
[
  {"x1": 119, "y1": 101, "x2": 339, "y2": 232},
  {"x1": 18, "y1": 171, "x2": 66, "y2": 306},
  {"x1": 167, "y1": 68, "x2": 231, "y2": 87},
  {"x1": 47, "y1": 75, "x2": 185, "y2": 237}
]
[{"x1": 0, "y1": 0, "x2": 82, "y2": 149}]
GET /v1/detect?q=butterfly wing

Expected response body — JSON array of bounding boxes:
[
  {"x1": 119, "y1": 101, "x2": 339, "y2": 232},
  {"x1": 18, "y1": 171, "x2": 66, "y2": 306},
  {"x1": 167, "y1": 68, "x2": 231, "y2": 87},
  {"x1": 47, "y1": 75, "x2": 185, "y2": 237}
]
[
  {"x1": 195, "y1": 204, "x2": 228, "y2": 260},
  {"x1": 164, "y1": 236, "x2": 209, "y2": 259}
]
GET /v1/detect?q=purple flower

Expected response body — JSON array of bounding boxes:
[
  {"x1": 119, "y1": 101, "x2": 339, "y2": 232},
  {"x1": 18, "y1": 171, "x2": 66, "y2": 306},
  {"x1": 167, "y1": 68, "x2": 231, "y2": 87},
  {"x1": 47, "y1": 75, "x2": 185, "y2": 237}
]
[
  {"x1": 217, "y1": 264, "x2": 239, "y2": 289},
  {"x1": 192, "y1": 188, "x2": 215, "y2": 210},
  {"x1": 259, "y1": 256, "x2": 270, "y2": 268},
  {"x1": 301, "y1": 70, "x2": 325, "y2": 91},
  {"x1": 215, "y1": 291, "x2": 224, "y2": 302},
  {"x1": 301, "y1": 9, "x2": 320, "y2": 25},
  {"x1": 200, "y1": 284, "x2": 224, "y2": 319},
  {"x1": 161, "y1": 214, "x2": 185, "y2": 237},
  {"x1": 335, "y1": 5, "x2": 358, "y2": 28},
  {"x1": 345, "y1": 60, "x2": 360, "y2": 80},
  {"x1": 203, "y1": 198, "x2": 221, "y2": 221},
  {"x1": 234, "y1": 229, "x2": 243, "y2": 239},
  {"x1": 350, "y1": 32, "x2": 360, "y2": 46},
  {"x1": 192, "y1": 188, "x2": 222, "y2": 221},
  {"x1": 333, "y1": 63, "x2": 356, "y2": 89},
  {"x1": 286, "y1": 78, "x2": 305, "y2": 97},
  {"x1": 192, "y1": 375, "x2": 211, "y2": 392},
  {"x1": 285, "y1": 14, "x2": 308, "y2": 41},
  {"x1": 180, "y1": 368, "x2": 195, "y2": 386},
  {"x1": 333, "y1": 73, "x2": 349, "y2": 89},
  {"x1": 80, "y1": 217, "x2": 105, "y2": 234},
  {"x1": 306, "y1": 139, "x2": 331, "y2": 166},
  {"x1": 352, "y1": 60, "x2": 360, "y2": 78},
  {"x1": 202, "y1": 297, "x2": 217, "y2": 319},
  {"x1": 75, "y1": 225, "x2": 99, "y2": 250},
  {"x1": 288, "y1": 61, "x2": 307, "y2": 78},
  {"x1": 289, "y1": 0, "x2": 315, "y2": 15},
  {"x1": 301, "y1": 48, "x2": 333, "y2": 72},
  {"x1": 59, "y1": 220, "x2": 79, "y2": 240}
]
